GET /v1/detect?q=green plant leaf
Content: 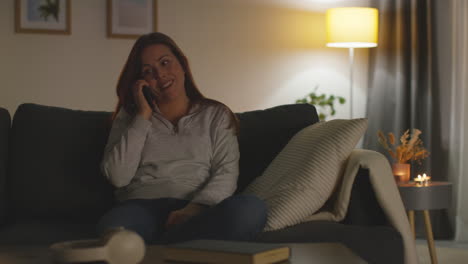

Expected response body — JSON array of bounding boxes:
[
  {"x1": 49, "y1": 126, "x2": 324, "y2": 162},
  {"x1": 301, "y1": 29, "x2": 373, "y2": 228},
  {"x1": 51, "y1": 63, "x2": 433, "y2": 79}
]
[{"x1": 296, "y1": 87, "x2": 345, "y2": 121}]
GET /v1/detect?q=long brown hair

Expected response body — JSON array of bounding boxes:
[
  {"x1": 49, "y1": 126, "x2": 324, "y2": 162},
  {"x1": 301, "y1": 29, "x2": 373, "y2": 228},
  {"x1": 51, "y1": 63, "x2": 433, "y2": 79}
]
[{"x1": 110, "y1": 32, "x2": 239, "y2": 134}]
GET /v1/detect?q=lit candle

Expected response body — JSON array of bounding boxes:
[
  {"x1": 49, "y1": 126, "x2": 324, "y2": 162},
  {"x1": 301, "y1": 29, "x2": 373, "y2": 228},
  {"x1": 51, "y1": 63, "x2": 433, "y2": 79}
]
[{"x1": 414, "y1": 173, "x2": 431, "y2": 186}]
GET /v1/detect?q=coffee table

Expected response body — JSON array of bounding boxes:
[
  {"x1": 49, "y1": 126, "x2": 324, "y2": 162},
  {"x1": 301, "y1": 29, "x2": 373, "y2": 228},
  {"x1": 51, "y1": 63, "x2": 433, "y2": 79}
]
[{"x1": 0, "y1": 242, "x2": 366, "y2": 264}]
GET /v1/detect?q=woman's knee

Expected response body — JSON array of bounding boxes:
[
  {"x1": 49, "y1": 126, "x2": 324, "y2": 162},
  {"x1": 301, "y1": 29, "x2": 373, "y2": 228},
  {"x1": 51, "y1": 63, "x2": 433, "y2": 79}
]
[
  {"x1": 219, "y1": 194, "x2": 268, "y2": 232},
  {"x1": 224, "y1": 194, "x2": 267, "y2": 214},
  {"x1": 96, "y1": 200, "x2": 157, "y2": 243}
]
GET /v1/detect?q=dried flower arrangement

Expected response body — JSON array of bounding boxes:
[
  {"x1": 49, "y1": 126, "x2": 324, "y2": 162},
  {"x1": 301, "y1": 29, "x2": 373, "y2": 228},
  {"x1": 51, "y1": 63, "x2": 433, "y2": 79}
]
[{"x1": 377, "y1": 129, "x2": 430, "y2": 164}]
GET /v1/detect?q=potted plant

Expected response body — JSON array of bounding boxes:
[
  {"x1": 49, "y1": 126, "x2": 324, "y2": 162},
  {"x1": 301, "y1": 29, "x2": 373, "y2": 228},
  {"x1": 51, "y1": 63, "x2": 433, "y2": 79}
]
[
  {"x1": 377, "y1": 129, "x2": 430, "y2": 182},
  {"x1": 296, "y1": 86, "x2": 346, "y2": 121}
]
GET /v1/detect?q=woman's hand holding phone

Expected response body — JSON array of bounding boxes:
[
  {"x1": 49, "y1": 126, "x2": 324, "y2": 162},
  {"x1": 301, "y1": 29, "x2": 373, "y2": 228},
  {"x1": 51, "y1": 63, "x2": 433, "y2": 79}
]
[
  {"x1": 142, "y1": 86, "x2": 156, "y2": 110},
  {"x1": 133, "y1": 80, "x2": 156, "y2": 121}
]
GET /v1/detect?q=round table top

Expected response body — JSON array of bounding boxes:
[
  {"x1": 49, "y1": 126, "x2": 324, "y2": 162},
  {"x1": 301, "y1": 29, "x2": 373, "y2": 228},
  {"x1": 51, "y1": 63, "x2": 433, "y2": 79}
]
[
  {"x1": 398, "y1": 181, "x2": 452, "y2": 188},
  {"x1": 397, "y1": 181, "x2": 452, "y2": 210}
]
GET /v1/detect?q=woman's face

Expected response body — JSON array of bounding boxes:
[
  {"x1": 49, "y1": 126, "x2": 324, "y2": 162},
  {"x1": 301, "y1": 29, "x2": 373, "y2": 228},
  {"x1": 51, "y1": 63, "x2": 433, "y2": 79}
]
[{"x1": 140, "y1": 44, "x2": 186, "y2": 103}]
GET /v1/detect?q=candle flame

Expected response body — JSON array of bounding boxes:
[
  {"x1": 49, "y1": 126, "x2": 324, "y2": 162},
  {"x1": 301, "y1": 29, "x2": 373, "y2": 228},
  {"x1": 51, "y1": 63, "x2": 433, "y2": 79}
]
[{"x1": 414, "y1": 173, "x2": 431, "y2": 185}]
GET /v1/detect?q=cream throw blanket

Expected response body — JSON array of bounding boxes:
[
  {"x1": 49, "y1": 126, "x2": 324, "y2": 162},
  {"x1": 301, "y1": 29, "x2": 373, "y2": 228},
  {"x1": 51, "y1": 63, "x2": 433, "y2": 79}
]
[{"x1": 303, "y1": 149, "x2": 419, "y2": 264}]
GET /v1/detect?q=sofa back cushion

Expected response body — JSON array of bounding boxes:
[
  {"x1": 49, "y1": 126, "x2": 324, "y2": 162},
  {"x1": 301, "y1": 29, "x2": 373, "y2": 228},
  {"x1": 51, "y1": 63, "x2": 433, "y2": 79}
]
[
  {"x1": 7, "y1": 104, "x2": 114, "y2": 222},
  {"x1": 0, "y1": 107, "x2": 11, "y2": 224},
  {"x1": 6, "y1": 103, "x2": 318, "y2": 221},
  {"x1": 235, "y1": 104, "x2": 319, "y2": 193}
]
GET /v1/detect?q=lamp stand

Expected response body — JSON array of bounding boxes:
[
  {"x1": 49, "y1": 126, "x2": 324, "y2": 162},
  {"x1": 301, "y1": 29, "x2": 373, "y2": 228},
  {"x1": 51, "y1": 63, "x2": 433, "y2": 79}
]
[{"x1": 348, "y1": 47, "x2": 354, "y2": 119}]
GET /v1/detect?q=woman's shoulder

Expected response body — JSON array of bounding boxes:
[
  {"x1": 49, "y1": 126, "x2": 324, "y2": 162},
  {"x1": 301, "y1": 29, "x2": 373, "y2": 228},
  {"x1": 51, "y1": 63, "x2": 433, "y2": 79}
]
[
  {"x1": 117, "y1": 107, "x2": 130, "y2": 117},
  {"x1": 198, "y1": 99, "x2": 232, "y2": 117},
  {"x1": 198, "y1": 99, "x2": 238, "y2": 133},
  {"x1": 112, "y1": 106, "x2": 133, "y2": 122}
]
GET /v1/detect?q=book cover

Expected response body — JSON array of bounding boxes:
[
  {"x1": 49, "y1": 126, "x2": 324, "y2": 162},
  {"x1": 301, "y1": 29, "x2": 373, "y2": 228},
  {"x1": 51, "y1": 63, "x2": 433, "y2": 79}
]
[{"x1": 163, "y1": 240, "x2": 291, "y2": 264}]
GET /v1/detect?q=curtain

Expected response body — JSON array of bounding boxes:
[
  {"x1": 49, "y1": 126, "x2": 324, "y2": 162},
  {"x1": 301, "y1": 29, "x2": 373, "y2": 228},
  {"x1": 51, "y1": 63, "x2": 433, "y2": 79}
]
[{"x1": 364, "y1": 0, "x2": 452, "y2": 239}]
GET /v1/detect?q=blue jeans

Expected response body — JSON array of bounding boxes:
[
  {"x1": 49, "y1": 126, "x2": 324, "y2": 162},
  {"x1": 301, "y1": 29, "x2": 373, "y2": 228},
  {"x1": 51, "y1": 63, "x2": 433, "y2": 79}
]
[{"x1": 96, "y1": 194, "x2": 268, "y2": 244}]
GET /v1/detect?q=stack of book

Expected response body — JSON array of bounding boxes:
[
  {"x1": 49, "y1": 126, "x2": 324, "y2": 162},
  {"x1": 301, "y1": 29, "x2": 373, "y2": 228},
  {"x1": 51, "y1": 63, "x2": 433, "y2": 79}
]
[{"x1": 162, "y1": 240, "x2": 291, "y2": 264}]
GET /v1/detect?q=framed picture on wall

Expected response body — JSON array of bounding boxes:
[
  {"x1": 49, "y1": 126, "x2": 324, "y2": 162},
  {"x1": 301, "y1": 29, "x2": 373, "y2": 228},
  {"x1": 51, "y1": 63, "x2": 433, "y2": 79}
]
[
  {"x1": 107, "y1": 0, "x2": 158, "y2": 39},
  {"x1": 15, "y1": 0, "x2": 71, "y2": 35}
]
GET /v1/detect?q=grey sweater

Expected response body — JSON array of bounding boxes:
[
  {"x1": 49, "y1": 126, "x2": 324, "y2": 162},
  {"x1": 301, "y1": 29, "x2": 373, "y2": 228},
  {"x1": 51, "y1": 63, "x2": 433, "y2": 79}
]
[{"x1": 101, "y1": 102, "x2": 239, "y2": 206}]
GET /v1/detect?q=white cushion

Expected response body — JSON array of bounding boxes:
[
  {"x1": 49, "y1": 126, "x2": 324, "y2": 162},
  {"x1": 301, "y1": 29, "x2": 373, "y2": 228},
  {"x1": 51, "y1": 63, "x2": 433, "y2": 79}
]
[{"x1": 244, "y1": 118, "x2": 368, "y2": 231}]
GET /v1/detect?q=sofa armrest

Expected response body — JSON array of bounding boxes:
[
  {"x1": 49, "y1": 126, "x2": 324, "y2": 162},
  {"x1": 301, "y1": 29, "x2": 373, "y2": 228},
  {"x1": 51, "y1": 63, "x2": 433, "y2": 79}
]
[
  {"x1": 338, "y1": 149, "x2": 418, "y2": 264},
  {"x1": 0, "y1": 107, "x2": 11, "y2": 226},
  {"x1": 342, "y1": 167, "x2": 389, "y2": 226}
]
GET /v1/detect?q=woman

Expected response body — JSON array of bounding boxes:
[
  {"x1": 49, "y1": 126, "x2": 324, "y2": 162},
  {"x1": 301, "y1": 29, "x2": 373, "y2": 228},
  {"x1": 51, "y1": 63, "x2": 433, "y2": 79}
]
[{"x1": 97, "y1": 32, "x2": 267, "y2": 244}]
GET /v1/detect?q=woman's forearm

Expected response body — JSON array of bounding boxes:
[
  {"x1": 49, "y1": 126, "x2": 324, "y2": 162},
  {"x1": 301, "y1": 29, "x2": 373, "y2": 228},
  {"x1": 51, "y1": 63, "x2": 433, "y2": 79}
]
[{"x1": 102, "y1": 114, "x2": 151, "y2": 187}]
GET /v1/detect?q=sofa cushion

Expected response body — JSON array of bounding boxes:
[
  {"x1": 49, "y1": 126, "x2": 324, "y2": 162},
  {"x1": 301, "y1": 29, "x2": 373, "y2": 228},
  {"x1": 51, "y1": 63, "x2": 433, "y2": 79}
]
[
  {"x1": 235, "y1": 104, "x2": 319, "y2": 193},
  {"x1": 7, "y1": 104, "x2": 115, "y2": 222},
  {"x1": 245, "y1": 119, "x2": 368, "y2": 231},
  {"x1": 256, "y1": 220, "x2": 403, "y2": 264},
  {"x1": 0, "y1": 219, "x2": 97, "y2": 245},
  {"x1": 0, "y1": 218, "x2": 402, "y2": 264},
  {"x1": 0, "y1": 108, "x2": 10, "y2": 225},
  {"x1": 6, "y1": 103, "x2": 318, "y2": 222}
]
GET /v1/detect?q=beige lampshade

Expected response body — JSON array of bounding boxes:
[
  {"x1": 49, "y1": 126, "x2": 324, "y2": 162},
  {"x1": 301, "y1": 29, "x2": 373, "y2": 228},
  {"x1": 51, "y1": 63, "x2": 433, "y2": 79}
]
[{"x1": 326, "y1": 7, "x2": 379, "y2": 48}]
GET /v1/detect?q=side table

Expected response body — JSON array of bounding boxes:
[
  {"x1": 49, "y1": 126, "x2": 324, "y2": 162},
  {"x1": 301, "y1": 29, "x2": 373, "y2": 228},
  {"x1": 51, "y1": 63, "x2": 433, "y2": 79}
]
[{"x1": 397, "y1": 181, "x2": 452, "y2": 264}]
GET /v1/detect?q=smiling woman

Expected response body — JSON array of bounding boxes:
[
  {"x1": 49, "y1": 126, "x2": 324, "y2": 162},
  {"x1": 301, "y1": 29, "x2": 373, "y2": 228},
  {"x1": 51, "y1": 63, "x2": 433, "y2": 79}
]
[
  {"x1": 139, "y1": 44, "x2": 186, "y2": 104},
  {"x1": 97, "y1": 32, "x2": 267, "y2": 244}
]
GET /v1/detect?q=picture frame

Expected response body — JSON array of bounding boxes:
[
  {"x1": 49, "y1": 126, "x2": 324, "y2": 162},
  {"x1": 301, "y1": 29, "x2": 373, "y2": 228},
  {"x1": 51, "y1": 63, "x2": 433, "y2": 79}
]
[
  {"x1": 15, "y1": 0, "x2": 71, "y2": 35},
  {"x1": 107, "y1": 0, "x2": 158, "y2": 39}
]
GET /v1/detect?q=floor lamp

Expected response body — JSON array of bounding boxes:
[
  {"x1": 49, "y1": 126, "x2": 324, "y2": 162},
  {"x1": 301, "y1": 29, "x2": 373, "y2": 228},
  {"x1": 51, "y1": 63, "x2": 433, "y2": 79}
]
[{"x1": 326, "y1": 7, "x2": 379, "y2": 119}]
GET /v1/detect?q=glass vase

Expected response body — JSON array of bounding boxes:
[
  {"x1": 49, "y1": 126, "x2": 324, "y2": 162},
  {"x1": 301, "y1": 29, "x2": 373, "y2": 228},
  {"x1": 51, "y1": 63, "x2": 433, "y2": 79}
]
[{"x1": 392, "y1": 163, "x2": 411, "y2": 183}]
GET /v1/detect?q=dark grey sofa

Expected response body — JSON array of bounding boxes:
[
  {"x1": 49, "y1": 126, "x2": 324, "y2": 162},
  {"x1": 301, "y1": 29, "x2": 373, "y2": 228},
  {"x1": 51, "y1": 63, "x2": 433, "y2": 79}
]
[{"x1": 0, "y1": 103, "x2": 403, "y2": 263}]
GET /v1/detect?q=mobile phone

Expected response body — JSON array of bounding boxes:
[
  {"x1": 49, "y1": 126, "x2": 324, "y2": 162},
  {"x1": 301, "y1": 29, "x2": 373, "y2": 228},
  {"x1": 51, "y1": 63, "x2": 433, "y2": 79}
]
[{"x1": 142, "y1": 86, "x2": 156, "y2": 109}]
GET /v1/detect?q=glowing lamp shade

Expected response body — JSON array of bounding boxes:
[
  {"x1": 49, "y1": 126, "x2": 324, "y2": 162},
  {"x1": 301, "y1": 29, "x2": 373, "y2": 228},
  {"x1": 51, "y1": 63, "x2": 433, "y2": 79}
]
[
  {"x1": 326, "y1": 7, "x2": 378, "y2": 48},
  {"x1": 325, "y1": 7, "x2": 379, "y2": 118}
]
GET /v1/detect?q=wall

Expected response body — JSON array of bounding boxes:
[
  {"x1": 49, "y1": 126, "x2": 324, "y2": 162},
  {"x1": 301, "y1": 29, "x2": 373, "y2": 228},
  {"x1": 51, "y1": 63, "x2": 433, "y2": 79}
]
[
  {"x1": 0, "y1": 0, "x2": 371, "y2": 118},
  {"x1": 0, "y1": 0, "x2": 134, "y2": 115}
]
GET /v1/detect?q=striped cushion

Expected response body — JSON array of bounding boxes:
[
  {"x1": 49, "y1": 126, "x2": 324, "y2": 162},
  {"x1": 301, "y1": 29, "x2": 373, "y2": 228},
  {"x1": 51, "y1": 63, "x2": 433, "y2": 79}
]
[{"x1": 244, "y1": 118, "x2": 368, "y2": 231}]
